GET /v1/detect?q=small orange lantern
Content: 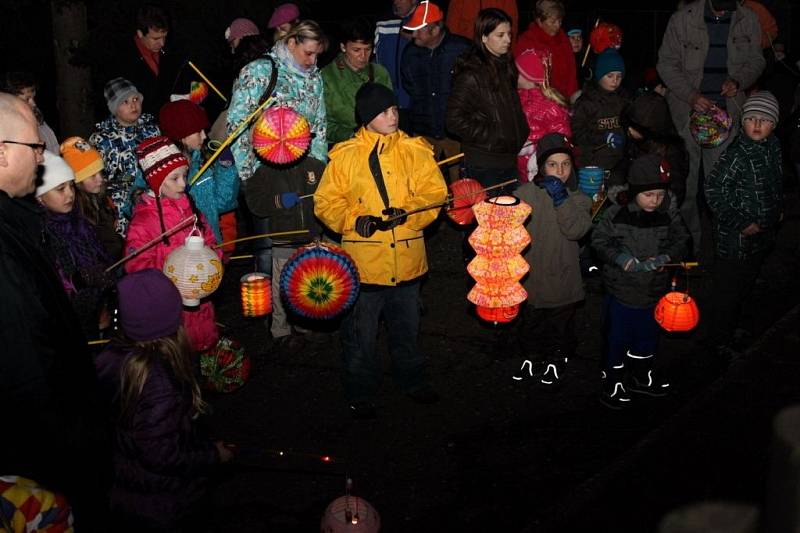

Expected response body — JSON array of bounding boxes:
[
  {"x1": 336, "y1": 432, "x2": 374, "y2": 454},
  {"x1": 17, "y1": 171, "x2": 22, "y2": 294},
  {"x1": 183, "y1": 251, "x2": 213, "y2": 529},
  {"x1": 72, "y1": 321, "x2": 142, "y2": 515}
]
[
  {"x1": 240, "y1": 273, "x2": 272, "y2": 317},
  {"x1": 476, "y1": 304, "x2": 520, "y2": 323},
  {"x1": 654, "y1": 291, "x2": 700, "y2": 332},
  {"x1": 446, "y1": 178, "x2": 486, "y2": 225}
]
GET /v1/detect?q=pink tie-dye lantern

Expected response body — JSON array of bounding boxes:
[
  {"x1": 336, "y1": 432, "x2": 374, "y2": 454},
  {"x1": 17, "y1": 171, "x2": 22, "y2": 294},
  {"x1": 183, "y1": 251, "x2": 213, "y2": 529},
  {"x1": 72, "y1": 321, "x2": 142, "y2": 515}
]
[{"x1": 252, "y1": 105, "x2": 312, "y2": 165}]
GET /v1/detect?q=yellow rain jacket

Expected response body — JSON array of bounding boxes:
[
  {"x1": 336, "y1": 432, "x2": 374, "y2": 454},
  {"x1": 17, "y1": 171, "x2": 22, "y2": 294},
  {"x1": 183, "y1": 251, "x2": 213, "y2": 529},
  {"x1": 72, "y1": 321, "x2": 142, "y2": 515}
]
[{"x1": 315, "y1": 128, "x2": 447, "y2": 286}]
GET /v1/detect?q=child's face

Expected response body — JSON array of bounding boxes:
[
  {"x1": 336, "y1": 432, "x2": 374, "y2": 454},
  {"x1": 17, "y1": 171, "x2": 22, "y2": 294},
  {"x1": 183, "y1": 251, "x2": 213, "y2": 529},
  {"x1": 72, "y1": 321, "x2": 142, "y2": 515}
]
[
  {"x1": 159, "y1": 167, "x2": 188, "y2": 199},
  {"x1": 366, "y1": 106, "x2": 399, "y2": 135},
  {"x1": 635, "y1": 189, "x2": 666, "y2": 212},
  {"x1": 115, "y1": 94, "x2": 142, "y2": 126},
  {"x1": 542, "y1": 153, "x2": 572, "y2": 182},
  {"x1": 39, "y1": 181, "x2": 75, "y2": 214},
  {"x1": 569, "y1": 33, "x2": 583, "y2": 53},
  {"x1": 517, "y1": 74, "x2": 537, "y2": 90},
  {"x1": 182, "y1": 130, "x2": 207, "y2": 151},
  {"x1": 743, "y1": 115, "x2": 775, "y2": 142},
  {"x1": 77, "y1": 171, "x2": 106, "y2": 195},
  {"x1": 15, "y1": 86, "x2": 36, "y2": 109},
  {"x1": 598, "y1": 71, "x2": 623, "y2": 92}
]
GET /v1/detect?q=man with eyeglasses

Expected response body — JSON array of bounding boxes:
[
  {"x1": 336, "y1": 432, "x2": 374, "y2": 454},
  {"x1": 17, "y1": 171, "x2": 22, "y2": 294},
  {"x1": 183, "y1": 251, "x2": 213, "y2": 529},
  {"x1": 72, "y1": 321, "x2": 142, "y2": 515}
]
[{"x1": 0, "y1": 93, "x2": 111, "y2": 530}]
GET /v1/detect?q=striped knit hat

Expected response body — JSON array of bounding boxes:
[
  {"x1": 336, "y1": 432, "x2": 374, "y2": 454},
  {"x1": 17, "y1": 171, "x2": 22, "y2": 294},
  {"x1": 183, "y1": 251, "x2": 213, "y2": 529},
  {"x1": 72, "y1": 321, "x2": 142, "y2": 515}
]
[
  {"x1": 136, "y1": 136, "x2": 188, "y2": 194},
  {"x1": 742, "y1": 91, "x2": 779, "y2": 124}
]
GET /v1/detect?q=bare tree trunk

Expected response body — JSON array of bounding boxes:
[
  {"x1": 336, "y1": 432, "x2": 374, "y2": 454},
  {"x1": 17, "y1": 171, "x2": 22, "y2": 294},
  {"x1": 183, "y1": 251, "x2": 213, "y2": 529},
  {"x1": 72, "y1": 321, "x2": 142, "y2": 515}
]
[{"x1": 51, "y1": 0, "x2": 93, "y2": 138}]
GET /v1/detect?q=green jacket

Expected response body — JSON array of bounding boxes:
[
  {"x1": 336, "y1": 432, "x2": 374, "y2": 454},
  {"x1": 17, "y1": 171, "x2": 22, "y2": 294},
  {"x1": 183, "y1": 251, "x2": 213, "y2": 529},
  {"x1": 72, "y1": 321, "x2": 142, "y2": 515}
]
[
  {"x1": 705, "y1": 131, "x2": 783, "y2": 260},
  {"x1": 321, "y1": 55, "x2": 392, "y2": 144}
]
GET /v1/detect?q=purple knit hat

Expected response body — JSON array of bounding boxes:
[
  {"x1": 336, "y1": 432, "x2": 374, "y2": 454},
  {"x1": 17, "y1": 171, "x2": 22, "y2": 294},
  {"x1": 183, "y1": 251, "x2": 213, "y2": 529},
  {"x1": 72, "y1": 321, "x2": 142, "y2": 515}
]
[
  {"x1": 118, "y1": 269, "x2": 183, "y2": 341},
  {"x1": 268, "y1": 3, "x2": 299, "y2": 29}
]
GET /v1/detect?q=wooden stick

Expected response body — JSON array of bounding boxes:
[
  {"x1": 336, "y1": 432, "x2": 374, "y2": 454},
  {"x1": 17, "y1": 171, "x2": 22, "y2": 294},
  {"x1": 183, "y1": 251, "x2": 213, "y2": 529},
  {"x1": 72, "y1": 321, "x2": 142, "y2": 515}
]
[
  {"x1": 385, "y1": 178, "x2": 518, "y2": 222},
  {"x1": 213, "y1": 229, "x2": 310, "y2": 249},
  {"x1": 663, "y1": 262, "x2": 699, "y2": 269},
  {"x1": 188, "y1": 61, "x2": 228, "y2": 102},
  {"x1": 437, "y1": 152, "x2": 464, "y2": 167},
  {"x1": 229, "y1": 254, "x2": 255, "y2": 260},
  {"x1": 299, "y1": 193, "x2": 314, "y2": 200},
  {"x1": 88, "y1": 339, "x2": 110, "y2": 346},
  {"x1": 188, "y1": 96, "x2": 273, "y2": 186},
  {"x1": 582, "y1": 18, "x2": 600, "y2": 67},
  {"x1": 104, "y1": 215, "x2": 197, "y2": 272},
  {"x1": 591, "y1": 195, "x2": 607, "y2": 220}
]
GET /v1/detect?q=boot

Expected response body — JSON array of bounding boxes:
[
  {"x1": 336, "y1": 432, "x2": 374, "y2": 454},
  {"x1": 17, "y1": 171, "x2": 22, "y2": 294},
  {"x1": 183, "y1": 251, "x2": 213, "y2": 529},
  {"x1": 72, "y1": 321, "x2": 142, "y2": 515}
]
[
  {"x1": 599, "y1": 364, "x2": 631, "y2": 410},
  {"x1": 626, "y1": 351, "x2": 670, "y2": 397}
]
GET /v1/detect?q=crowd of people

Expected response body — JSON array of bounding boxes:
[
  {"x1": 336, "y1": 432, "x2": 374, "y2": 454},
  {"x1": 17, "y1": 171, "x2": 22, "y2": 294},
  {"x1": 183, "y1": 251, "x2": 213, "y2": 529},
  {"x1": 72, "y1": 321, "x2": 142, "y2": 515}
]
[{"x1": 1, "y1": 0, "x2": 797, "y2": 529}]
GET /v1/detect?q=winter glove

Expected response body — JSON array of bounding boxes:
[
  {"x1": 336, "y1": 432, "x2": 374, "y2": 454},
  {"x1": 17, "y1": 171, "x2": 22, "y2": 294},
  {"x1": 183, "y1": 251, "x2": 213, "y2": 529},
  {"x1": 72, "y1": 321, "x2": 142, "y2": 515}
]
[
  {"x1": 382, "y1": 207, "x2": 407, "y2": 229},
  {"x1": 218, "y1": 147, "x2": 235, "y2": 167},
  {"x1": 537, "y1": 175, "x2": 569, "y2": 207},
  {"x1": 275, "y1": 192, "x2": 300, "y2": 209},
  {"x1": 354, "y1": 215, "x2": 390, "y2": 238},
  {"x1": 652, "y1": 254, "x2": 670, "y2": 269},
  {"x1": 604, "y1": 132, "x2": 624, "y2": 150},
  {"x1": 614, "y1": 252, "x2": 639, "y2": 272}
]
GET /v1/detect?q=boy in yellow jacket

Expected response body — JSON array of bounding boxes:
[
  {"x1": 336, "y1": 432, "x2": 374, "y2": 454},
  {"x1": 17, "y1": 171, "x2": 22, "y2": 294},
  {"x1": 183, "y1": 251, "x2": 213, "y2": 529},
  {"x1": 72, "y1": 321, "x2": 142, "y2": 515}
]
[{"x1": 315, "y1": 83, "x2": 447, "y2": 419}]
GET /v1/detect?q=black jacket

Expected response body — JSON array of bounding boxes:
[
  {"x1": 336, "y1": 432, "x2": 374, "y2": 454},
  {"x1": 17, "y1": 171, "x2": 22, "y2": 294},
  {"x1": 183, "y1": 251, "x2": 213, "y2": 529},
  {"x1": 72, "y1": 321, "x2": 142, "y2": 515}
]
[
  {"x1": 572, "y1": 82, "x2": 630, "y2": 177},
  {"x1": 116, "y1": 38, "x2": 183, "y2": 115}
]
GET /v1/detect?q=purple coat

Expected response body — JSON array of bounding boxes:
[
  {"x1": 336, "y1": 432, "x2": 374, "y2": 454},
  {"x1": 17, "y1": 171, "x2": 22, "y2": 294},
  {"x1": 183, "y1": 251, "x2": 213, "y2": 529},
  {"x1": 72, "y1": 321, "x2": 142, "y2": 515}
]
[{"x1": 95, "y1": 345, "x2": 219, "y2": 526}]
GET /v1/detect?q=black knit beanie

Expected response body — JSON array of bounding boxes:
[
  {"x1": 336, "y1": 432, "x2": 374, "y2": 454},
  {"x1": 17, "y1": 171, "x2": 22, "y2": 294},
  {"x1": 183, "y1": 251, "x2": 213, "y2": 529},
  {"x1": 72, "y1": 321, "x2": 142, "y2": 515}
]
[
  {"x1": 356, "y1": 82, "x2": 397, "y2": 126},
  {"x1": 627, "y1": 153, "x2": 670, "y2": 197}
]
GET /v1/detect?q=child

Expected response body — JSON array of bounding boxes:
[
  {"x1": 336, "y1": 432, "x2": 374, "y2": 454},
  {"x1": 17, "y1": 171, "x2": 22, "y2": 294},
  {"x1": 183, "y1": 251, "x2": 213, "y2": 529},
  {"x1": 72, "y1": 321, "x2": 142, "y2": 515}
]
[
  {"x1": 60, "y1": 136, "x2": 124, "y2": 260},
  {"x1": 94, "y1": 269, "x2": 233, "y2": 529},
  {"x1": 314, "y1": 83, "x2": 448, "y2": 419},
  {"x1": 705, "y1": 91, "x2": 783, "y2": 357},
  {"x1": 125, "y1": 136, "x2": 222, "y2": 353},
  {"x1": 514, "y1": 133, "x2": 592, "y2": 386},
  {"x1": 36, "y1": 152, "x2": 115, "y2": 337},
  {"x1": 2, "y1": 71, "x2": 59, "y2": 153},
  {"x1": 571, "y1": 48, "x2": 629, "y2": 186},
  {"x1": 89, "y1": 78, "x2": 160, "y2": 237},
  {"x1": 158, "y1": 99, "x2": 240, "y2": 247},
  {"x1": 515, "y1": 48, "x2": 571, "y2": 182},
  {"x1": 592, "y1": 153, "x2": 689, "y2": 409}
]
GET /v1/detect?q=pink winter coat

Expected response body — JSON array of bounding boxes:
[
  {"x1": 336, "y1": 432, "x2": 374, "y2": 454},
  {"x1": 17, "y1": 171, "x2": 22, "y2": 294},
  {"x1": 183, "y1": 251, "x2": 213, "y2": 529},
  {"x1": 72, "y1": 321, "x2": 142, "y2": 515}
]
[
  {"x1": 517, "y1": 87, "x2": 572, "y2": 181},
  {"x1": 124, "y1": 194, "x2": 221, "y2": 352}
]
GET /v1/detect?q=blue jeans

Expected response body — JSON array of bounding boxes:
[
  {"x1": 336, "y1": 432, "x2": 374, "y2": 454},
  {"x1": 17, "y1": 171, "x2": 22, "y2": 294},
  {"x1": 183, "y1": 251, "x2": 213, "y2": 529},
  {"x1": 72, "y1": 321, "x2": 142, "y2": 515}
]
[
  {"x1": 340, "y1": 282, "x2": 426, "y2": 402},
  {"x1": 602, "y1": 295, "x2": 659, "y2": 370}
]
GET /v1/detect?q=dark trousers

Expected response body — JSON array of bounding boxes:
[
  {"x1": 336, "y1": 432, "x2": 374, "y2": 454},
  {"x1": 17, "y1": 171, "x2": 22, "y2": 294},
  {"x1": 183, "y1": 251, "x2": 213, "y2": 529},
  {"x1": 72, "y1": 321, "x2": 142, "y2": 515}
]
[
  {"x1": 340, "y1": 282, "x2": 426, "y2": 402},
  {"x1": 464, "y1": 164, "x2": 519, "y2": 197},
  {"x1": 708, "y1": 252, "x2": 764, "y2": 347},
  {"x1": 515, "y1": 303, "x2": 578, "y2": 361},
  {"x1": 251, "y1": 215, "x2": 272, "y2": 277},
  {"x1": 602, "y1": 295, "x2": 659, "y2": 370}
]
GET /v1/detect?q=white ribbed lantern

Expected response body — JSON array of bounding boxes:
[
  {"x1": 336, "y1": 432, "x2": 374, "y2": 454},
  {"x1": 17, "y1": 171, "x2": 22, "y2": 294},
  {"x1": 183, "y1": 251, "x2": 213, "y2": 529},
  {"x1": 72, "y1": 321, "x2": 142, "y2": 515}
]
[
  {"x1": 321, "y1": 495, "x2": 380, "y2": 533},
  {"x1": 163, "y1": 233, "x2": 223, "y2": 306}
]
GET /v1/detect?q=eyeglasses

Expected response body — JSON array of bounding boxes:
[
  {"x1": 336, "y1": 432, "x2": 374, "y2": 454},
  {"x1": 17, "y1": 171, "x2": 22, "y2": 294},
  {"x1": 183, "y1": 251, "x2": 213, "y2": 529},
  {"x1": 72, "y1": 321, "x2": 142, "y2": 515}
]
[{"x1": 1, "y1": 140, "x2": 46, "y2": 155}]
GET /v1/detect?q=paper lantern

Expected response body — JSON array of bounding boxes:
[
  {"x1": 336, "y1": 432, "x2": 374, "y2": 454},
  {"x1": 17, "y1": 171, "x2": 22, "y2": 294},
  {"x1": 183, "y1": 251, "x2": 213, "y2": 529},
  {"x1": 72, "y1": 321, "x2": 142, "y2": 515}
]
[
  {"x1": 252, "y1": 105, "x2": 311, "y2": 165},
  {"x1": 654, "y1": 291, "x2": 700, "y2": 332},
  {"x1": 0, "y1": 476, "x2": 74, "y2": 531},
  {"x1": 200, "y1": 337, "x2": 251, "y2": 393},
  {"x1": 446, "y1": 178, "x2": 486, "y2": 225},
  {"x1": 189, "y1": 81, "x2": 209, "y2": 104},
  {"x1": 689, "y1": 106, "x2": 732, "y2": 148},
  {"x1": 467, "y1": 196, "x2": 531, "y2": 324},
  {"x1": 163, "y1": 234, "x2": 223, "y2": 306},
  {"x1": 241, "y1": 272, "x2": 272, "y2": 317},
  {"x1": 321, "y1": 495, "x2": 381, "y2": 533},
  {"x1": 279, "y1": 242, "x2": 360, "y2": 320},
  {"x1": 578, "y1": 166, "x2": 604, "y2": 197},
  {"x1": 590, "y1": 22, "x2": 623, "y2": 53}
]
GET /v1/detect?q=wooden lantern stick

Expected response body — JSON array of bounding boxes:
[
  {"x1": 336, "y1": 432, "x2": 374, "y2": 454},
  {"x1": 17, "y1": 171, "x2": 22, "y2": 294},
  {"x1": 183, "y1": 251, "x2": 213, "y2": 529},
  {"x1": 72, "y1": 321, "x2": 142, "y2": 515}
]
[
  {"x1": 663, "y1": 261, "x2": 699, "y2": 269},
  {"x1": 582, "y1": 18, "x2": 600, "y2": 67},
  {"x1": 384, "y1": 178, "x2": 518, "y2": 222},
  {"x1": 188, "y1": 61, "x2": 228, "y2": 102},
  {"x1": 104, "y1": 215, "x2": 197, "y2": 273},
  {"x1": 213, "y1": 229, "x2": 310, "y2": 250}
]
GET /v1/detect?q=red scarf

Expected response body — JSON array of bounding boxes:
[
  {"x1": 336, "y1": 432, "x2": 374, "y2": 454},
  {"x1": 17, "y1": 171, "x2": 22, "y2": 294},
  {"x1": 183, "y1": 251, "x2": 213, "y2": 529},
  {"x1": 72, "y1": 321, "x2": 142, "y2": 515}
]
[{"x1": 134, "y1": 35, "x2": 160, "y2": 76}]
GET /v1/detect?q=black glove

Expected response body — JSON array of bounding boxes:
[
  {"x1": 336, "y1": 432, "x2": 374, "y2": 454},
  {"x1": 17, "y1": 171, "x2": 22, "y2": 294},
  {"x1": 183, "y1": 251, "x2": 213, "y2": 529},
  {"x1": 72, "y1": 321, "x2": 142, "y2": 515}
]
[
  {"x1": 381, "y1": 207, "x2": 407, "y2": 229},
  {"x1": 355, "y1": 215, "x2": 390, "y2": 238}
]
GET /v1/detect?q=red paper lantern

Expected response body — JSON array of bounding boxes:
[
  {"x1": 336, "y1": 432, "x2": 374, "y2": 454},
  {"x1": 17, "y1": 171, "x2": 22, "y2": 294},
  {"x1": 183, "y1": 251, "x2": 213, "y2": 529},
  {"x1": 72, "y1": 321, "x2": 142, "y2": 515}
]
[
  {"x1": 590, "y1": 22, "x2": 623, "y2": 54},
  {"x1": 252, "y1": 105, "x2": 311, "y2": 165},
  {"x1": 476, "y1": 304, "x2": 520, "y2": 323},
  {"x1": 654, "y1": 291, "x2": 700, "y2": 332},
  {"x1": 199, "y1": 337, "x2": 251, "y2": 393},
  {"x1": 446, "y1": 178, "x2": 486, "y2": 225},
  {"x1": 240, "y1": 273, "x2": 272, "y2": 317}
]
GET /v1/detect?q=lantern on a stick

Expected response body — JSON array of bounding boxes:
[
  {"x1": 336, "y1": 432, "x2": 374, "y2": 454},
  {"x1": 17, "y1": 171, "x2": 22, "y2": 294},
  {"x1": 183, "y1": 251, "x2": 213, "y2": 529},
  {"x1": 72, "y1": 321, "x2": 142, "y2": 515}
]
[
  {"x1": 654, "y1": 276, "x2": 700, "y2": 332},
  {"x1": 240, "y1": 273, "x2": 272, "y2": 317},
  {"x1": 590, "y1": 22, "x2": 623, "y2": 53},
  {"x1": 690, "y1": 106, "x2": 732, "y2": 148},
  {"x1": 446, "y1": 178, "x2": 486, "y2": 225},
  {"x1": 163, "y1": 232, "x2": 223, "y2": 306},
  {"x1": 200, "y1": 337, "x2": 251, "y2": 393},
  {"x1": 321, "y1": 479, "x2": 380, "y2": 533},
  {"x1": 189, "y1": 81, "x2": 209, "y2": 105},
  {"x1": 252, "y1": 105, "x2": 311, "y2": 165}
]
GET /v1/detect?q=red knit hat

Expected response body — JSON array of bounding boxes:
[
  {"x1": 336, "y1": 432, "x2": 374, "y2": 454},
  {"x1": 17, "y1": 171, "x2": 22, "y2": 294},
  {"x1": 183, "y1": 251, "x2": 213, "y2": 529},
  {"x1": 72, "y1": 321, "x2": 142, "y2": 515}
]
[
  {"x1": 159, "y1": 100, "x2": 210, "y2": 142},
  {"x1": 136, "y1": 136, "x2": 189, "y2": 194},
  {"x1": 516, "y1": 48, "x2": 547, "y2": 84}
]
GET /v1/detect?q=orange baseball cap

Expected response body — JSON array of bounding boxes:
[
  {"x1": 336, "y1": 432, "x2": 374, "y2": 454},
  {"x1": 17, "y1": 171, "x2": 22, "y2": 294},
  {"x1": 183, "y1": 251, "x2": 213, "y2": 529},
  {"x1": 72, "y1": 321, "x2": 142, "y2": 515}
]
[{"x1": 402, "y1": 1, "x2": 444, "y2": 31}]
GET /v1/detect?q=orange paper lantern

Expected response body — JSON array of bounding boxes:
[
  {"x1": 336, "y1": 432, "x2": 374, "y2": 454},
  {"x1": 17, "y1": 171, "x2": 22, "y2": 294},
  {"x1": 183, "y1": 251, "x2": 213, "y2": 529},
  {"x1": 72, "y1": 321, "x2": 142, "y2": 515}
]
[
  {"x1": 240, "y1": 273, "x2": 272, "y2": 317},
  {"x1": 476, "y1": 304, "x2": 520, "y2": 323},
  {"x1": 252, "y1": 105, "x2": 311, "y2": 165},
  {"x1": 654, "y1": 291, "x2": 700, "y2": 332},
  {"x1": 446, "y1": 178, "x2": 486, "y2": 225}
]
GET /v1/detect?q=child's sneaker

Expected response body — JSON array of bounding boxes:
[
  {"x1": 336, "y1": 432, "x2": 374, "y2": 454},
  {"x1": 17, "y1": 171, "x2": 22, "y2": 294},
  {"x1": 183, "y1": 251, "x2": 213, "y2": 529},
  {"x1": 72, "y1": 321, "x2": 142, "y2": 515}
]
[
  {"x1": 599, "y1": 380, "x2": 631, "y2": 410},
  {"x1": 540, "y1": 362, "x2": 562, "y2": 387},
  {"x1": 628, "y1": 369, "x2": 670, "y2": 397}
]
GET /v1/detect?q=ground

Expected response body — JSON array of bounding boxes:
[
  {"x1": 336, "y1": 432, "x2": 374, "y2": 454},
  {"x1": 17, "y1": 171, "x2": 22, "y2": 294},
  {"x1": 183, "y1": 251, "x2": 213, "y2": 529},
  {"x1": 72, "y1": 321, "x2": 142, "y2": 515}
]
[{"x1": 198, "y1": 187, "x2": 800, "y2": 532}]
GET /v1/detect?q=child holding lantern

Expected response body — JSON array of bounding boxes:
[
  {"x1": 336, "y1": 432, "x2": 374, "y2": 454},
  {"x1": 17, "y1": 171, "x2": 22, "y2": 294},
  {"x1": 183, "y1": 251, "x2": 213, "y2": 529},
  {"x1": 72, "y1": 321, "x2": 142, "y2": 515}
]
[
  {"x1": 591, "y1": 153, "x2": 689, "y2": 409},
  {"x1": 125, "y1": 136, "x2": 222, "y2": 353}
]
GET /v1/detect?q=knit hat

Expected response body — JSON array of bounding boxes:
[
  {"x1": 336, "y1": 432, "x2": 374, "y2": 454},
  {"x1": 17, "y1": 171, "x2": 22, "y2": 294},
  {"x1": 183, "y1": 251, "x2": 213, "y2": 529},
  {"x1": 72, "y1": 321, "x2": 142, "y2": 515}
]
[
  {"x1": 59, "y1": 136, "x2": 104, "y2": 183},
  {"x1": 536, "y1": 133, "x2": 577, "y2": 189},
  {"x1": 566, "y1": 28, "x2": 582, "y2": 37},
  {"x1": 516, "y1": 48, "x2": 547, "y2": 84},
  {"x1": 627, "y1": 153, "x2": 670, "y2": 197},
  {"x1": 742, "y1": 91, "x2": 779, "y2": 124},
  {"x1": 268, "y1": 3, "x2": 300, "y2": 29},
  {"x1": 104, "y1": 77, "x2": 143, "y2": 115},
  {"x1": 403, "y1": 1, "x2": 443, "y2": 31},
  {"x1": 136, "y1": 136, "x2": 189, "y2": 194},
  {"x1": 159, "y1": 100, "x2": 210, "y2": 142},
  {"x1": 356, "y1": 82, "x2": 397, "y2": 126},
  {"x1": 118, "y1": 268, "x2": 183, "y2": 342},
  {"x1": 36, "y1": 152, "x2": 75, "y2": 197},
  {"x1": 225, "y1": 18, "x2": 260, "y2": 44},
  {"x1": 595, "y1": 49, "x2": 625, "y2": 81}
]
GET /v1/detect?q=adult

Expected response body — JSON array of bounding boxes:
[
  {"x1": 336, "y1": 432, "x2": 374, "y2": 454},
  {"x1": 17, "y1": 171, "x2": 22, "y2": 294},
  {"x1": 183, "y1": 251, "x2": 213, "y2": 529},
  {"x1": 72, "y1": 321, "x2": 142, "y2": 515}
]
[
  {"x1": 268, "y1": 3, "x2": 300, "y2": 43},
  {"x1": 401, "y1": 1, "x2": 471, "y2": 181},
  {"x1": 657, "y1": 0, "x2": 764, "y2": 255},
  {"x1": 374, "y1": 0, "x2": 418, "y2": 131},
  {"x1": 119, "y1": 3, "x2": 182, "y2": 115},
  {"x1": 224, "y1": 17, "x2": 260, "y2": 55},
  {"x1": 322, "y1": 19, "x2": 393, "y2": 144},
  {"x1": 514, "y1": 0, "x2": 578, "y2": 103},
  {"x1": 2, "y1": 72, "x2": 59, "y2": 153},
  {"x1": 446, "y1": 0, "x2": 519, "y2": 41},
  {"x1": 0, "y1": 93, "x2": 110, "y2": 530},
  {"x1": 446, "y1": 8, "x2": 529, "y2": 189}
]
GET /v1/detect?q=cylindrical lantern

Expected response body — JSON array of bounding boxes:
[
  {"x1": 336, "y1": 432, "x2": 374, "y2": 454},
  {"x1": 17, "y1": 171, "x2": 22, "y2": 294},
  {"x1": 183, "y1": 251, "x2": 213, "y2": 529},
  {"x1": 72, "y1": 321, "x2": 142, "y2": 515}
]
[
  {"x1": 467, "y1": 195, "x2": 531, "y2": 324},
  {"x1": 240, "y1": 272, "x2": 272, "y2": 317},
  {"x1": 446, "y1": 178, "x2": 486, "y2": 225},
  {"x1": 252, "y1": 105, "x2": 311, "y2": 165},
  {"x1": 654, "y1": 291, "x2": 700, "y2": 332},
  {"x1": 321, "y1": 495, "x2": 381, "y2": 533},
  {"x1": 200, "y1": 337, "x2": 251, "y2": 393},
  {"x1": 163, "y1": 234, "x2": 223, "y2": 306},
  {"x1": 578, "y1": 166, "x2": 604, "y2": 198}
]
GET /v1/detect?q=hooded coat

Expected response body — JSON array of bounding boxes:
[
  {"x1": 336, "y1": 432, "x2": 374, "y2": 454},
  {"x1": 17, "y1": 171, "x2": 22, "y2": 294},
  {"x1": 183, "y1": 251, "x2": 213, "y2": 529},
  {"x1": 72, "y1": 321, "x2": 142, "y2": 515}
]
[{"x1": 514, "y1": 22, "x2": 578, "y2": 100}]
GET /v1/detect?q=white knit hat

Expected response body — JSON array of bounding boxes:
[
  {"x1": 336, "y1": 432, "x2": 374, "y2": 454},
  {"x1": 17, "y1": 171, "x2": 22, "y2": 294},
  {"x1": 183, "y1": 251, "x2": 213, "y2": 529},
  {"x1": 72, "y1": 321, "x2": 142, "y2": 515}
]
[{"x1": 36, "y1": 151, "x2": 75, "y2": 197}]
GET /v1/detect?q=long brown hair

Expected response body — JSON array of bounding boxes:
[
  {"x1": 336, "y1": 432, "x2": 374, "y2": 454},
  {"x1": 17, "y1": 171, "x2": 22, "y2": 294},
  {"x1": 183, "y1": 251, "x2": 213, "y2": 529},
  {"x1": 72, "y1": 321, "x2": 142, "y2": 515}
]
[
  {"x1": 471, "y1": 8, "x2": 517, "y2": 90},
  {"x1": 118, "y1": 327, "x2": 207, "y2": 425}
]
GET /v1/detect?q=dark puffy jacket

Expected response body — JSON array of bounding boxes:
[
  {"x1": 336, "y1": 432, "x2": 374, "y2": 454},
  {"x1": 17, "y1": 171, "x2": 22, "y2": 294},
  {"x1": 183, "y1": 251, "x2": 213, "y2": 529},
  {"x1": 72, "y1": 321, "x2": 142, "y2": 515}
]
[
  {"x1": 401, "y1": 31, "x2": 472, "y2": 138},
  {"x1": 705, "y1": 131, "x2": 783, "y2": 260},
  {"x1": 446, "y1": 50, "x2": 530, "y2": 169},
  {"x1": 572, "y1": 82, "x2": 630, "y2": 178},
  {"x1": 592, "y1": 194, "x2": 690, "y2": 307},
  {"x1": 115, "y1": 40, "x2": 183, "y2": 116}
]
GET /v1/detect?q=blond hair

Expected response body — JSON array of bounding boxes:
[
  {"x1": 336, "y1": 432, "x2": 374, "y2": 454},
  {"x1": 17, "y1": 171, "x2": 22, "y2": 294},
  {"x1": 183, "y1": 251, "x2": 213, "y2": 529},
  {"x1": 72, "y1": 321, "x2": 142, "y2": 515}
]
[{"x1": 279, "y1": 20, "x2": 329, "y2": 51}]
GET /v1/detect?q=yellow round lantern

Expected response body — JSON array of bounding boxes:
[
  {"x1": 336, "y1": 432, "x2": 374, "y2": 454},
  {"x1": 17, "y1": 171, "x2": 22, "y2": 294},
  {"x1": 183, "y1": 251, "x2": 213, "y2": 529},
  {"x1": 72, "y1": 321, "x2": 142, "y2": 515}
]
[{"x1": 163, "y1": 233, "x2": 223, "y2": 306}]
